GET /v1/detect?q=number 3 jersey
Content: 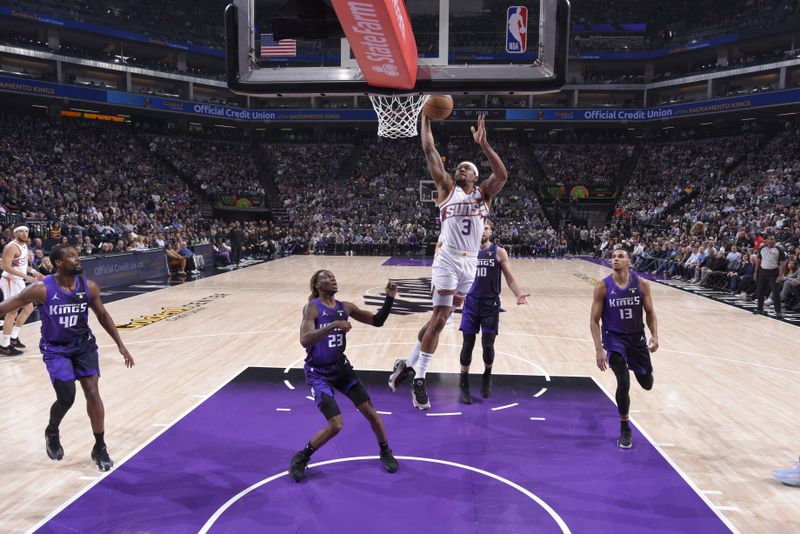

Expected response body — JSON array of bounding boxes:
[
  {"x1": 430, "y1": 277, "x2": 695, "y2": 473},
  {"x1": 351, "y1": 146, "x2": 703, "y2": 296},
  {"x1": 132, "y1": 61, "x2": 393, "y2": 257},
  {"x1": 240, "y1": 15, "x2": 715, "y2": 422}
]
[
  {"x1": 305, "y1": 298, "x2": 348, "y2": 368},
  {"x1": 601, "y1": 271, "x2": 644, "y2": 335},
  {"x1": 438, "y1": 185, "x2": 490, "y2": 253},
  {"x1": 39, "y1": 275, "x2": 97, "y2": 356}
]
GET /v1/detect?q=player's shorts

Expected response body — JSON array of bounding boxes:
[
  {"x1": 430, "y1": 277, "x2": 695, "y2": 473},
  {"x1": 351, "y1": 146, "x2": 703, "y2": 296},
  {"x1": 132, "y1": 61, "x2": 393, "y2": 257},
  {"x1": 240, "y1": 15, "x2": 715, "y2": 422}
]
[
  {"x1": 431, "y1": 246, "x2": 478, "y2": 303},
  {"x1": 43, "y1": 348, "x2": 100, "y2": 383},
  {"x1": 602, "y1": 330, "x2": 653, "y2": 376},
  {"x1": 459, "y1": 295, "x2": 500, "y2": 335},
  {"x1": 304, "y1": 356, "x2": 370, "y2": 419},
  {"x1": 1, "y1": 276, "x2": 25, "y2": 301}
]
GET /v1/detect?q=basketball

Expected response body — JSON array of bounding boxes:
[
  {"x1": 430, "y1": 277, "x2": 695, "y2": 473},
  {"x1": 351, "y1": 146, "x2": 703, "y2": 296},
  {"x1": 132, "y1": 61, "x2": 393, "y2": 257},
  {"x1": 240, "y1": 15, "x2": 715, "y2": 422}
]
[{"x1": 423, "y1": 95, "x2": 454, "y2": 120}]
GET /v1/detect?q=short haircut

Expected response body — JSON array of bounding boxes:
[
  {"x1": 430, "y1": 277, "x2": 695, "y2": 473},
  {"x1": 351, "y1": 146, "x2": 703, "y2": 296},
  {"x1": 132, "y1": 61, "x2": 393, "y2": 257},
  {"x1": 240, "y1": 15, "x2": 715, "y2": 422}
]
[
  {"x1": 49, "y1": 244, "x2": 72, "y2": 264},
  {"x1": 612, "y1": 246, "x2": 631, "y2": 258}
]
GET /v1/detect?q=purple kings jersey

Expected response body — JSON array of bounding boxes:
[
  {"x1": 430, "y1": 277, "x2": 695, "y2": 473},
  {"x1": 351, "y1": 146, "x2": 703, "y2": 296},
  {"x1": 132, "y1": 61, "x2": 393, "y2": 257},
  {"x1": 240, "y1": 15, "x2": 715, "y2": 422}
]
[
  {"x1": 601, "y1": 271, "x2": 645, "y2": 334},
  {"x1": 305, "y1": 298, "x2": 348, "y2": 368},
  {"x1": 39, "y1": 275, "x2": 97, "y2": 355},
  {"x1": 468, "y1": 243, "x2": 501, "y2": 299}
]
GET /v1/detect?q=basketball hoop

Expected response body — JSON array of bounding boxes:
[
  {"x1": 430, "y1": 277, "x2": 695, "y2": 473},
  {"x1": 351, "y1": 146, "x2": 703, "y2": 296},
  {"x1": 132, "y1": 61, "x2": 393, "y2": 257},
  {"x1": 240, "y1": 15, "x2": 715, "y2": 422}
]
[{"x1": 368, "y1": 94, "x2": 429, "y2": 139}]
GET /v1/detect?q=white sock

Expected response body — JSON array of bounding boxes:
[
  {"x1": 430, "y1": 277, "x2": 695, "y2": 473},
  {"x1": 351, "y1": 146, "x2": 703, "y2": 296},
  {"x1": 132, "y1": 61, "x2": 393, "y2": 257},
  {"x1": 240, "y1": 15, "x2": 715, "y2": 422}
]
[
  {"x1": 10, "y1": 326, "x2": 20, "y2": 339},
  {"x1": 416, "y1": 352, "x2": 433, "y2": 379},
  {"x1": 0, "y1": 334, "x2": 9, "y2": 348},
  {"x1": 406, "y1": 340, "x2": 422, "y2": 368}
]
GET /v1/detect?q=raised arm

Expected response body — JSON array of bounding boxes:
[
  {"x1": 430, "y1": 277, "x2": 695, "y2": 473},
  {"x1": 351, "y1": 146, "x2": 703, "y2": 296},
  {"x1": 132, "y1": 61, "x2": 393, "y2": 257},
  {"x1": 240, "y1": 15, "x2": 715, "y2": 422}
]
[
  {"x1": 497, "y1": 247, "x2": 529, "y2": 304},
  {"x1": 472, "y1": 115, "x2": 508, "y2": 201},
  {"x1": 345, "y1": 281, "x2": 397, "y2": 326},
  {"x1": 87, "y1": 279, "x2": 134, "y2": 367},
  {"x1": 420, "y1": 114, "x2": 453, "y2": 202},
  {"x1": 589, "y1": 282, "x2": 607, "y2": 371},
  {"x1": 299, "y1": 302, "x2": 351, "y2": 348},
  {"x1": 640, "y1": 280, "x2": 659, "y2": 353}
]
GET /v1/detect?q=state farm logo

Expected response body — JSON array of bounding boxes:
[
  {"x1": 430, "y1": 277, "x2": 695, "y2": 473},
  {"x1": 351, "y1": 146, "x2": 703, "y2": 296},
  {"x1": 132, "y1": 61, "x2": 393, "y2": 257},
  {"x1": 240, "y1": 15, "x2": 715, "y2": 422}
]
[
  {"x1": 348, "y1": 2, "x2": 398, "y2": 71},
  {"x1": 392, "y1": 0, "x2": 407, "y2": 43},
  {"x1": 372, "y1": 63, "x2": 399, "y2": 77}
]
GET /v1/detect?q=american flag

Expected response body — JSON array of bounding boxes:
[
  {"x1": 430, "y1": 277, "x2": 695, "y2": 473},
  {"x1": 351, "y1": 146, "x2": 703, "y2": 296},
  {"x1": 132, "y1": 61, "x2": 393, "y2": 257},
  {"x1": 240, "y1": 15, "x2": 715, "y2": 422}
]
[{"x1": 260, "y1": 33, "x2": 296, "y2": 57}]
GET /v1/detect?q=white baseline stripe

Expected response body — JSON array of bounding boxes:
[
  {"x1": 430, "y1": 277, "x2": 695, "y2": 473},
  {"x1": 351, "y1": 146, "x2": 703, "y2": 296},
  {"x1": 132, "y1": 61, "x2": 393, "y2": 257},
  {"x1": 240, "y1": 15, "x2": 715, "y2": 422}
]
[
  {"x1": 492, "y1": 403, "x2": 519, "y2": 411},
  {"x1": 589, "y1": 377, "x2": 740, "y2": 534}
]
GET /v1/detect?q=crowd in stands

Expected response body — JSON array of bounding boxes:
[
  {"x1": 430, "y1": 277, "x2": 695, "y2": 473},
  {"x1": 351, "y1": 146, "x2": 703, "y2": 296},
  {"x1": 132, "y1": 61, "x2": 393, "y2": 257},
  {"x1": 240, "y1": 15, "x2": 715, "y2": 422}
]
[
  {"x1": 616, "y1": 128, "x2": 763, "y2": 225},
  {"x1": 148, "y1": 135, "x2": 265, "y2": 201},
  {"x1": 534, "y1": 144, "x2": 634, "y2": 187}
]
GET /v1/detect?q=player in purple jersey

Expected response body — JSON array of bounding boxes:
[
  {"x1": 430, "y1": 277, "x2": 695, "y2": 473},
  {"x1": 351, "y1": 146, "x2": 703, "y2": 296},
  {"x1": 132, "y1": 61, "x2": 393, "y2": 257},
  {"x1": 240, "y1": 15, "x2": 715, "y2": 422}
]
[
  {"x1": 458, "y1": 220, "x2": 529, "y2": 404},
  {"x1": 289, "y1": 270, "x2": 399, "y2": 482},
  {"x1": 590, "y1": 247, "x2": 659, "y2": 449},
  {"x1": 0, "y1": 245, "x2": 134, "y2": 470}
]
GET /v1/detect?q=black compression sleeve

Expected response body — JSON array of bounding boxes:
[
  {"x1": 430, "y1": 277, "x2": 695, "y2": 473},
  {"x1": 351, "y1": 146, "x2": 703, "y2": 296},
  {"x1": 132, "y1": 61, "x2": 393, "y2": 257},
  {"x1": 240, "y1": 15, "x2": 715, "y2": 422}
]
[{"x1": 371, "y1": 297, "x2": 395, "y2": 327}]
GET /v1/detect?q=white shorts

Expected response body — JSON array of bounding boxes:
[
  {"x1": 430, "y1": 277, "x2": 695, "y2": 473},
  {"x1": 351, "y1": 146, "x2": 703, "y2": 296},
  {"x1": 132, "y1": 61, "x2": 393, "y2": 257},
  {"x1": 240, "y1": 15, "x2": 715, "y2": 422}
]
[
  {"x1": 431, "y1": 247, "x2": 477, "y2": 306},
  {"x1": 1, "y1": 276, "x2": 25, "y2": 300}
]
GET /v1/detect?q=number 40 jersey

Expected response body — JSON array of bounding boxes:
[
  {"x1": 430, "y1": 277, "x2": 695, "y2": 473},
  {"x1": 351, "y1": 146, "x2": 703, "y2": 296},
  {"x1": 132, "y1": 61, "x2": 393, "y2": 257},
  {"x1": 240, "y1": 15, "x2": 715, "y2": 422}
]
[{"x1": 39, "y1": 274, "x2": 97, "y2": 356}]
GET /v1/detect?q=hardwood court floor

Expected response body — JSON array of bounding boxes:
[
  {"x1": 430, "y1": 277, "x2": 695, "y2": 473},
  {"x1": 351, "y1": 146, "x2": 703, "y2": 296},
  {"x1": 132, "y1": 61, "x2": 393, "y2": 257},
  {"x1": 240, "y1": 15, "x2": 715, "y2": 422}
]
[{"x1": 1, "y1": 256, "x2": 798, "y2": 533}]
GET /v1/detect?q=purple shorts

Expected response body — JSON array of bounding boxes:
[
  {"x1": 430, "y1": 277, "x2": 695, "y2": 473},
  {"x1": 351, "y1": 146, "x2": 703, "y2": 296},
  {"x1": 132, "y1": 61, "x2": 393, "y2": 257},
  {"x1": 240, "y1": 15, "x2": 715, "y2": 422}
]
[
  {"x1": 602, "y1": 331, "x2": 652, "y2": 376},
  {"x1": 304, "y1": 358, "x2": 360, "y2": 407},
  {"x1": 43, "y1": 349, "x2": 100, "y2": 383},
  {"x1": 459, "y1": 295, "x2": 500, "y2": 335}
]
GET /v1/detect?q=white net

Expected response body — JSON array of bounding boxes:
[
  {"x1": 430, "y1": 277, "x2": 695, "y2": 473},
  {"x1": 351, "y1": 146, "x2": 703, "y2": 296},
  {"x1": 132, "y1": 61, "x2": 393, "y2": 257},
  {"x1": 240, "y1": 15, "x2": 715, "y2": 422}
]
[{"x1": 368, "y1": 94, "x2": 430, "y2": 138}]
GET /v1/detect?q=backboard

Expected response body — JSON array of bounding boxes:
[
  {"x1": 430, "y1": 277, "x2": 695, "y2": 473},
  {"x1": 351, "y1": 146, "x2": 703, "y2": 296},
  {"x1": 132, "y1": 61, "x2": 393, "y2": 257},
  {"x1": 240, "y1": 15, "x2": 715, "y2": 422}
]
[{"x1": 226, "y1": 0, "x2": 570, "y2": 96}]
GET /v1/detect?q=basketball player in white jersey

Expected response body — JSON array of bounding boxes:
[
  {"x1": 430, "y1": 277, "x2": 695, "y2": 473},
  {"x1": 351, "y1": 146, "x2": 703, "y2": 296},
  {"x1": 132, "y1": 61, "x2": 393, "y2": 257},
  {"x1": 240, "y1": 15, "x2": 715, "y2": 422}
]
[
  {"x1": 389, "y1": 114, "x2": 508, "y2": 409},
  {"x1": 1, "y1": 226, "x2": 43, "y2": 355}
]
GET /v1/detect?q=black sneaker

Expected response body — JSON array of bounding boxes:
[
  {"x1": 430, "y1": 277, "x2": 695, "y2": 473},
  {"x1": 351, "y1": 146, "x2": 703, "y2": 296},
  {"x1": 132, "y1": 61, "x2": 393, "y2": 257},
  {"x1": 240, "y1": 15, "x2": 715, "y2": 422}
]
[
  {"x1": 481, "y1": 374, "x2": 492, "y2": 399},
  {"x1": 0, "y1": 344, "x2": 22, "y2": 356},
  {"x1": 388, "y1": 359, "x2": 415, "y2": 392},
  {"x1": 380, "y1": 449, "x2": 399, "y2": 473},
  {"x1": 458, "y1": 384, "x2": 473, "y2": 405},
  {"x1": 10, "y1": 337, "x2": 25, "y2": 349},
  {"x1": 617, "y1": 426, "x2": 632, "y2": 449},
  {"x1": 289, "y1": 450, "x2": 310, "y2": 482},
  {"x1": 411, "y1": 378, "x2": 430, "y2": 410},
  {"x1": 45, "y1": 429, "x2": 64, "y2": 461},
  {"x1": 91, "y1": 446, "x2": 114, "y2": 471}
]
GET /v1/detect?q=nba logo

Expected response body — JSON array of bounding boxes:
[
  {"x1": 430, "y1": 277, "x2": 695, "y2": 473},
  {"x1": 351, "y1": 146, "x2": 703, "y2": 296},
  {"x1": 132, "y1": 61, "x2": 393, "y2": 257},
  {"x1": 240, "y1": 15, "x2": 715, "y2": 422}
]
[{"x1": 506, "y1": 6, "x2": 528, "y2": 54}]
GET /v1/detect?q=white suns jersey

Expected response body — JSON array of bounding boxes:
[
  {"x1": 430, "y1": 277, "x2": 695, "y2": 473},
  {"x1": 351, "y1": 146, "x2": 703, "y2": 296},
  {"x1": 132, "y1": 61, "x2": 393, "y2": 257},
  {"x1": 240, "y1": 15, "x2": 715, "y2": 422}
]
[
  {"x1": 438, "y1": 185, "x2": 490, "y2": 253},
  {"x1": 2, "y1": 241, "x2": 28, "y2": 280}
]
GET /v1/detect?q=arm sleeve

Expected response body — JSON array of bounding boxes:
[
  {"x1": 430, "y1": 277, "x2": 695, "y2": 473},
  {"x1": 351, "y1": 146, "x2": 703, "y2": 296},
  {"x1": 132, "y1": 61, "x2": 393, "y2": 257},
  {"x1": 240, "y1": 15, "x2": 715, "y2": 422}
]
[{"x1": 371, "y1": 297, "x2": 395, "y2": 327}]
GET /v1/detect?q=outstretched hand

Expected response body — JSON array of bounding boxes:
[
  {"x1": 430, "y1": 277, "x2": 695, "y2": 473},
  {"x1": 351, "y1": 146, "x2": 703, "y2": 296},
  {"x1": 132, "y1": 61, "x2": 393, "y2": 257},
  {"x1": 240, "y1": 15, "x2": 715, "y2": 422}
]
[
  {"x1": 385, "y1": 281, "x2": 398, "y2": 298},
  {"x1": 471, "y1": 114, "x2": 487, "y2": 146}
]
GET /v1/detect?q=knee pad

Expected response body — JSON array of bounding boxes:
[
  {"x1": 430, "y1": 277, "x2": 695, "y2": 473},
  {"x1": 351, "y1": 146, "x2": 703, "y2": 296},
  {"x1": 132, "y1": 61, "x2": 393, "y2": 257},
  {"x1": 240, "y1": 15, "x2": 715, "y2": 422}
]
[
  {"x1": 53, "y1": 379, "x2": 76, "y2": 409},
  {"x1": 636, "y1": 373, "x2": 654, "y2": 391},
  {"x1": 318, "y1": 393, "x2": 342, "y2": 420},
  {"x1": 460, "y1": 333, "x2": 476, "y2": 366},
  {"x1": 481, "y1": 334, "x2": 496, "y2": 366}
]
